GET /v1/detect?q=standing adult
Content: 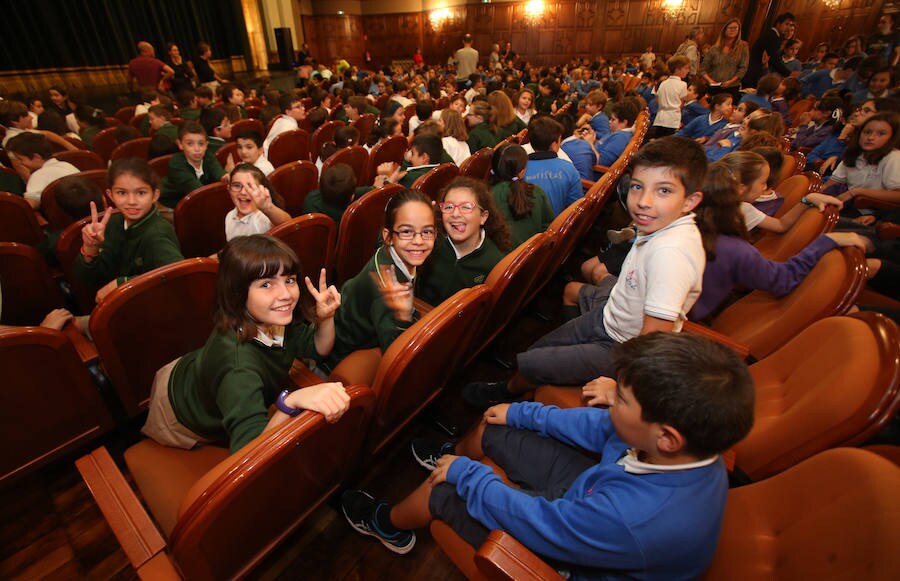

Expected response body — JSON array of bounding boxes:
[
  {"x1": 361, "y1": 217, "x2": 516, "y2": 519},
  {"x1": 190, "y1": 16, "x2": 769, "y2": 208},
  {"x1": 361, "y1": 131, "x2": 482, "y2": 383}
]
[
  {"x1": 701, "y1": 19, "x2": 749, "y2": 100},
  {"x1": 195, "y1": 41, "x2": 228, "y2": 93},
  {"x1": 128, "y1": 41, "x2": 173, "y2": 93},
  {"x1": 455, "y1": 34, "x2": 479, "y2": 81},
  {"x1": 489, "y1": 44, "x2": 501, "y2": 70},
  {"x1": 744, "y1": 12, "x2": 795, "y2": 88},
  {"x1": 675, "y1": 27, "x2": 705, "y2": 78},
  {"x1": 639, "y1": 46, "x2": 656, "y2": 72},
  {"x1": 500, "y1": 41, "x2": 517, "y2": 64},
  {"x1": 164, "y1": 43, "x2": 195, "y2": 96},
  {"x1": 867, "y1": 14, "x2": 900, "y2": 66}
]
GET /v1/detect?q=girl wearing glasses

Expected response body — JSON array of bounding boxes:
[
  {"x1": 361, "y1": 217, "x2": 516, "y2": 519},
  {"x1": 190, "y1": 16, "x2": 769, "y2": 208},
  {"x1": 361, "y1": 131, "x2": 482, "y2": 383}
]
[
  {"x1": 224, "y1": 163, "x2": 290, "y2": 241},
  {"x1": 324, "y1": 190, "x2": 438, "y2": 370},
  {"x1": 419, "y1": 177, "x2": 512, "y2": 306}
]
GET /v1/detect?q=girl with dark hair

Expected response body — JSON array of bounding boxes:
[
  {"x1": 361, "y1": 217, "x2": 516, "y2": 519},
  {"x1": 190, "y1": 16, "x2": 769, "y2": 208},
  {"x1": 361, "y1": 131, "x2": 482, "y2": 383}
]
[
  {"x1": 490, "y1": 143, "x2": 554, "y2": 245},
  {"x1": 326, "y1": 190, "x2": 438, "y2": 369},
  {"x1": 419, "y1": 177, "x2": 511, "y2": 305},
  {"x1": 75, "y1": 158, "x2": 184, "y2": 303},
  {"x1": 142, "y1": 234, "x2": 346, "y2": 453},
  {"x1": 225, "y1": 163, "x2": 291, "y2": 241},
  {"x1": 689, "y1": 162, "x2": 868, "y2": 321}
]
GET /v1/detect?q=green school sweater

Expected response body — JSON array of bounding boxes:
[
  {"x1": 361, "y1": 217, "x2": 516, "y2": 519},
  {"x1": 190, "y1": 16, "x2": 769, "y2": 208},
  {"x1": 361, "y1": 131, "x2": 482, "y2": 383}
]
[
  {"x1": 491, "y1": 182, "x2": 554, "y2": 246},
  {"x1": 418, "y1": 233, "x2": 505, "y2": 305},
  {"x1": 159, "y1": 150, "x2": 226, "y2": 208},
  {"x1": 179, "y1": 108, "x2": 201, "y2": 121},
  {"x1": 302, "y1": 186, "x2": 372, "y2": 228},
  {"x1": 169, "y1": 322, "x2": 317, "y2": 453},
  {"x1": 495, "y1": 117, "x2": 527, "y2": 141},
  {"x1": 467, "y1": 122, "x2": 500, "y2": 152},
  {"x1": 326, "y1": 245, "x2": 417, "y2": 370},
  {"x1": 154, "y1": 122, "x2": 178, "y2": 142},
  {"x1": 206, "y1": 137, "x2": 226, "y2": 156},
  {"x1": 75, "y1": 207, "x2": 184, "y2": 286},
  {"x1": 399, "y1": 164, "x2": 438, "y2": 188}
]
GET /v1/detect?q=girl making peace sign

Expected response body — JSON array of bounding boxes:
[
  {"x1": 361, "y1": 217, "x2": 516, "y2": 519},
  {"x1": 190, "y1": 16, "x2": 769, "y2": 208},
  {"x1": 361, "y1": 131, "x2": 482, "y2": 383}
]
[{"x1": 75, "y1": 158, "x2": 184, "y2": 303}]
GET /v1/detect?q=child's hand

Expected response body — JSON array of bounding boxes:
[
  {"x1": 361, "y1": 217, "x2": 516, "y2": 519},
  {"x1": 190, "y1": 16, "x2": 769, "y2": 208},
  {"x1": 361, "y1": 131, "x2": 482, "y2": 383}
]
[
  {"x1": 95, "y1": 279, "x2": 118, "y2": 303},
  {"x1": 428, "y1": 454, "x2": 460, "y2": 487},
  {"x1": 305, "y1": 268, "x2": 341, "y2": 320},
  {"x1": 806, "y1": 192, "x2": 844, "y2": 211},
  {"x1": 81, "y1": 201, "x2": 111, "y2": 254},
  {"x1": 40, "y1": 308, "x2": 73, "y2": 331},
  {"x1": 289, "y1": 382, "x2": 350, "y2": 423},
  {"x1": 370, "y1": 265, "x2": 414, "y2": 321},
  {"x1": 377, "y1": 161, "x2": 398, "y2": 177},
  {"x1": 825, "y1": 232, "x2": 873, "y2": 253},
  {"x1": 583, "y1": 376, "x2": 617, "y2": 407},
  {"x1": 483, "y1": 403, "x2": 510, "y2": 425},
  {"x1": 819, "y1": 156, "x2": 839, "y2": 175},
  {"x1": 224, "y1": 153, "x2": 236, "y2": 173},
  {"x1": 579, "y1": 126, "x2": 597, "y2": 145},
  {"x1": 717, "y1": 139, "x2": 732, "y2": 148},
  {"x1": 245, "y1": 180, "x2": 274, "y2": 212}
]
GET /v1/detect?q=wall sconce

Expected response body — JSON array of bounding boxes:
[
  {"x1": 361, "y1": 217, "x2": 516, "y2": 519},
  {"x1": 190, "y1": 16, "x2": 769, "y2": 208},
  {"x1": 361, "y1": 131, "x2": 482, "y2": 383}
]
[
  {"x1": 430, "y1": 8, "x2": 451, "y2": 29},
  {"x1": 524, "y1": 0, "x2": 545, "y2": 25},
  {"x1": 821, "y1": 0, "x2": 840, "y2": 9},
  {"x1": 649, "y1": 0, "x2": 685, "y2": 21}
]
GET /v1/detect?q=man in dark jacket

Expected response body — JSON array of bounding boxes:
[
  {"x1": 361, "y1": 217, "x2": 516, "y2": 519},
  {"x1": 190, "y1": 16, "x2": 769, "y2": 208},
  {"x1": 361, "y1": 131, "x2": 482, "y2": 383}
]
[{"x1": 745, "y1": 12, "x2": 796, "y2": 88}]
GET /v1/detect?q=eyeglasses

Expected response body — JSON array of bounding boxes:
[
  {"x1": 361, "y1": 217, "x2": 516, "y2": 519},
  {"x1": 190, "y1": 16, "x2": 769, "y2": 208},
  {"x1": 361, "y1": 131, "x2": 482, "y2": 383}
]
[
  {"x1": 438, "y1": 202, "x2": 482, "y2": 214},
  {"x1": 855, "y1": 106, "x2": 876, "y2": 114},
  {"x1": 228, "y1": 182, "x2": 249, "y2": 192},
  {"x1": 392, "y1": 227, "x2": 437, "y2": 240}
]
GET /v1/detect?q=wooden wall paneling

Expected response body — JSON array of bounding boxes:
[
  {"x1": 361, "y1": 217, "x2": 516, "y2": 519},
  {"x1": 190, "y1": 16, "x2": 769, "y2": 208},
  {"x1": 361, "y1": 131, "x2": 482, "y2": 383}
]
[{"x1": 304, "y1": 15, "x2": 366, "y2": 67}]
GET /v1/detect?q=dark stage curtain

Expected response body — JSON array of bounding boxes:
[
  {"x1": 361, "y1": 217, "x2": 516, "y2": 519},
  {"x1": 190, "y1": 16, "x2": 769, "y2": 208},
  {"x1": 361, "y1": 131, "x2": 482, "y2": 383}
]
[{"x1": 0, "y1": 0, "x2": 248, "y2": 71}]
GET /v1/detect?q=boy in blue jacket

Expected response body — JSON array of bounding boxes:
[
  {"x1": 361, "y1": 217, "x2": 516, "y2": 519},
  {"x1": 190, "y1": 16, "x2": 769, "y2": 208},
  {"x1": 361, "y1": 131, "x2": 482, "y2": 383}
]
[{"x1": 341, "y1": 332, "x2": 755, "y2": 581}]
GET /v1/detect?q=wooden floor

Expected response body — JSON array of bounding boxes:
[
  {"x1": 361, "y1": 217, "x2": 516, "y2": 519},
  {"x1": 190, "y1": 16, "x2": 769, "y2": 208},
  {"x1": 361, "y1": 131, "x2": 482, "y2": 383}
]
[{"x1": 0, "y1": 288, "x2": 560, "y2": 581}]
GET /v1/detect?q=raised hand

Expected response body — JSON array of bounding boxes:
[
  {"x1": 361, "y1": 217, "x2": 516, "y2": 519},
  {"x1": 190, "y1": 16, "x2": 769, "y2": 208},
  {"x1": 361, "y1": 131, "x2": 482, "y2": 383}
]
[
  {"x1": 583, "y1": 376, "x2": 616, "y2": 407},
  {"x1": 305, "y1": 268, "x2": 341, "y2": 321},
  {"x1": 245, "y1": 180, "x2": 273, "y2": 212},
  {"x1": 81, "y1": 201, "x2": 112, "y2": 255},
  {"x1": 370, "y1": 264, "x2": 414, "y2": 322}
]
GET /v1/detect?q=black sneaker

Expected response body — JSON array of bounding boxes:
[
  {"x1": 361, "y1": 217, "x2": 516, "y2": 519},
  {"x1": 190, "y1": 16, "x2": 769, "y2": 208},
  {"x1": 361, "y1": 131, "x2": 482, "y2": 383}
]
[
  {"x1": 341, "y1": 490, "x2": 416, "y2": 555},
  {"x1": 411, "y1": 438, "x2": 455, "y2": 471},
  {"x1": 462, "y1": 380, "x2": 516, "y2": 408}
]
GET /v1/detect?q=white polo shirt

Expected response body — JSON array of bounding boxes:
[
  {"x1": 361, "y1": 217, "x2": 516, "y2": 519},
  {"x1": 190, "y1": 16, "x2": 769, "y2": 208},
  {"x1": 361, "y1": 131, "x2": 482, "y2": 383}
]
[
  {"x1": 24, "y1": 158, "x2": 80, "y2": 206},
  {"x1": 225, "y1": 208, "x2": 273, "y2": 241},
  {"x1": 602, "y1": 213, "x2": 705, "y2": 342}
]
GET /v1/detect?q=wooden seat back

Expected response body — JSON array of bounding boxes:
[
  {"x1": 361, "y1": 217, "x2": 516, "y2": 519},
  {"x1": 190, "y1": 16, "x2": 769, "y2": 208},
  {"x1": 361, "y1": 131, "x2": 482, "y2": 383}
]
[
  {"x1": 267, "y1": 160, "x2": 319, "y2": 217},
  {"x1": 411, "y1": 163, "x2": 459, "y2": 201},
  {"x1": 52, "y1": 150, "x2": 106, "y2": 171},
  {"x1": 230, "y1": 118, "x2": 265, "y2": 139},
  {"x1": 110, "y1": 137, "x2": 152, "y2": 161},
  {"x1": 366, "y1": 134, "x2": 408, "y2": 184},
  {"x1": 458, "y1": 147, "x2": 493, "y2": 181},
  {"x1": 0, "y1": 242, "x2": 65, "y2": 325},
  {"x1": 267, "y1": 128, "x2": 311, "y2": 169},
  {"x1": 0, "y1": 192, "x2": 44, "y2": 245},
  {"x1": 335, "y1": 183, "x2": 404, "y2": 285},
  {"x1": 268, "y1": 213, "x2": 337, "y2": 317},
  {"x1": 174, "y1": 182, "x2": 231, "y2": 257},
  {"x1": 310, "y1": 121, "x2": 342, "y2": 163},
  {"x1": 321, "y1": 145, "x2": 370, "y2": 186},
  {"x1": 351, "y1": 113, "x2": 376, "y2": 145}
]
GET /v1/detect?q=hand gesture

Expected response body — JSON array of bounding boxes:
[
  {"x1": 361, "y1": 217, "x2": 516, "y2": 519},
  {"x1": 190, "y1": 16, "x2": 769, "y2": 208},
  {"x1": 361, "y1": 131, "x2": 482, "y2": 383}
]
[
  {"x1": 580, "y1": 126, "x2": 597, "y2": 145},
  {"x1": 483, "y1": 403, "x2": 510, "y2": 426},
  {"x1": 371, "y1": 265, "x2": 414, "y2": 321},
  {"x1": 289, "y1": 382, "x2": 350, "y2": 423},
  {"x1": 583, "y1": 376, "x2": 616, "y2": 407},
  {"x1": 428, "y1": 454, "x2": 460, "y2": 487},
  {"x1": 819, "y1": 156, "x2": 838, "y2": 175},
  {"x1": 40, "y1": 308, "x2": 73, "y2": 331},
  {"x1": 95, "y1": 279, "x2": 119, "y2": 303},
  {"x1": 224, "y1": 153, "x2": 236, "y2": 173},
  {"x1": 305, "y1": 268, "x2": 341, "y2": 321},
  {"x1": 245, "y1": 180, "x2": 274, "y2": 212},
  {"x1": 806, "y1": 192, "x2": 843, "y2": 211},
  {"x1": 825, "y1": 232, "x2": 873, "y2": 253},
  {"x1": 81, "y1": 201, "x2": 111, "y2": 253}
]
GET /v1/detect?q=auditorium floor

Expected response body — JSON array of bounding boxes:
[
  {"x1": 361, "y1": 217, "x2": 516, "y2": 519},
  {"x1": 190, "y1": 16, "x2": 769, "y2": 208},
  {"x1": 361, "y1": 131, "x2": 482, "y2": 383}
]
[{"x1": 0, "y1": 287, "x2": 563, "y2": 581}]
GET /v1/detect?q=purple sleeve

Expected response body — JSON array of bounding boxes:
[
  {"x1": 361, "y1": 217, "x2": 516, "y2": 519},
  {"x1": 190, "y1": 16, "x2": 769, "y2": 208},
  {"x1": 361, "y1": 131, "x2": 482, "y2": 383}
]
[
  {"x1": 793, "y1": 125, "x2": 834, "y2": 150},
  {"x1": 733, "y1": 235, "x2": 838, "y2": 297}
]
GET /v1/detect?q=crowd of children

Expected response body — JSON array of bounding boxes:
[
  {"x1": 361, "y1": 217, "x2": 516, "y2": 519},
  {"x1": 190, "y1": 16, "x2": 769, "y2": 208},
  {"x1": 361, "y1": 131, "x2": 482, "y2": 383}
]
[{"x1": 3, "y1": 23, "x2": 899, "y2": 579}]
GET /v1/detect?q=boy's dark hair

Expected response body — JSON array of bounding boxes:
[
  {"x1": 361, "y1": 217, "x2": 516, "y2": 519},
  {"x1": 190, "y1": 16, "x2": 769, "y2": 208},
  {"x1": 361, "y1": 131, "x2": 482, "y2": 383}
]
[
  {"x1": 5, "y1": 132, "x2": 51, "y2": 159},
  {"x1": 410, "y1": 134, "x2": 442, "y2": 164},
  {"x1": 609, "y1": 99, "x2": 640, "y2": 126},
  {"x1": 306, "y1": 107, "x2": 328, "y2": 132},
  {"x1": 528, "y1": 116, "x2": 564, "y2": 151},
  {"x1": 346, "y1": 95, "x2": 367, "y2": 115},
  {"x1": 690, "y1": 80, "x2": 709, "y2": 100},
  {"x1": 234, "y1": 130, "x2": 263, "y2": 147},
  {"x1": 773, "y1": 12, "x2": 796, "y2": 25},
  {"x1": 468, "y1": 73, "x2": 482, "y2": 86},
  {"x1": 178, "y1": 120, "x2": 207, "y2": 140},
  {"x1": 613, "y1": 332, "x2": 755, "y2": 458},
  {"x1": 148, "y1": 134, "x2": 178, "y2": 159},
  {"x1": 631, "y1": 136, "x2": 708, "y2": 194},
  {"x1": 37, "y1": 110, "x2": 69, "y2": 135},
  {"x1": 175, "y1": 91, "x2": 196, "y2": 109},
  {"x1": 148, "y1": 103, "x2": 174, "y2": 120},
  {"x1": 114, "y1": 125, "x2": 140, "y2": 144},
  {"x1": 751, "y1": 146, "x2": 784, "y2": 187},
  {"x1": 278, "y1": 93, "x2": 298, "y2": 113},
  {"x1": 0, "y1": 100, "x2": 29, "y2": 126},
  {"x1": 415, "y1": 99, "x2": 433, "y2": 121},
  {"x1": 222, "y1": 83, "x2": 242, "y2": 103},
  {"x1": 666, "y1": 55, "x2": 691, "y2": 74},
  {"x1": 319, "y1": 163, "x2": 358, "y2": 206},
  {"x1": 195, "y1": 85, "x2": 214, "y2": 101},
  {"x1": 54, "y1": 175, "x2": 105, "y2": 219},
  {"x1": 756, "y1": 74, "x2": 781, "y2": 97},
  {"x1": 198, "y1": 108, "x2": 225, "y2": 136},
  {"x1": 709, "y1": 93, "x2": 733, "y2": 109}
]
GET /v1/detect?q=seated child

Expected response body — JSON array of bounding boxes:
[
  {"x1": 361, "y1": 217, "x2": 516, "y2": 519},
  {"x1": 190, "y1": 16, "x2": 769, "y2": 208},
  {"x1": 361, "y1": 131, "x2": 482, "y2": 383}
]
[
  {"x1": 225, "y1": 163, "x2": 290, "y2": 241},
  {"x1": 233, "y1": 130, "x2": 275, "y2": 175},
  {"x1": 676, "y1": 93, "x2": 731, "y2": 142},
  {"x1": 748, "y1": 146, "x2": 785, "y2": 215},
  {"x1": 76, "y1": 158, "x2": 184, "y2": 303},
  {"x1": 5, "y1": 132, "x2": 79, "y2": 209},
  {"x1": 524, "y1": 116, "x2": 583, "y2": 215},
  {"x1": 198, "y1": 107, "x2": 231, "y2": 155},
  {"x1": 439, "y1": 109, "x2": 471, "y2": 165},
  {"x1": 739, "y1": 73, "x2": 780, "y2": 110},
  {"x1": 302, "y1": 163, "x2": 372, "y2": 228},
  {"x1": 704, "y1": 101, "x2": 758, "y2": 152},
  {"x1": 263, "y1": 94, "x2": 306, "y2": 153},
  {"x1": 791, "y1": 96, "x2": 842, "y2": 151},
  {"x1": 74, "y1": 105, "x2": 107, "y2": 148},
  {"x1": 466, "y1": 101, "x2": 501, "y2": 152},
  {"x1": 147, "y1": 104, "x2": 178, "y2": 141},
  {"x1": 194, "y1": 85, "x2": 215, "y2": 109},
  {"x1": 222, "y1": 84, "x2": 247, "y2": 118},
  {"x1": 175, "y1": 90, "x2": 201, "y2": 121},
  {"x1": 159, "y1": 121, "x2": 227, "y2": 209},
  {"x1": 689, "y1": 162, "x2": 868, "y2": 321},
  {"x1": 680, "y1": 80, "x2": 709, "y2": 126},
  {"x1": 466, "y1": 137, "x2": 707, "y2": 405},
  {"x1": 316, "y1": 125, "x2": 360, "y2": 172},
  {"x1": 0, "y1": 99, "x2": 77, "y2": 152},
  {"x1": 490, "y1": 143, "x2": 554, "y2": 246},
  {"x1": 419, "y1": 177, "x2": 511, "y2": 305},
  {"x1": 576, "y1": 89, "x2": 610, "y2": 139},
  {"x1": 142, "y1": 234, "x2": 347, "y2": 453},
  {"x1": 378, "y1": 133, "x2": 442, "y2": 188},
  {"x1": 324, "y1": 190, "x2": 437, "y2": 371},
  {"x1": 342, "y1": 331, "x2": 755, "y2": 581},
  {"x1": 595, "y1": 99, "x2": 641, "y2": 167},
  {"x1": 559, "y1": 113, "x2": 602, "y2": 181},
  {"x1": 39, "y1": 174, "x2": 105, "y2": 264}
]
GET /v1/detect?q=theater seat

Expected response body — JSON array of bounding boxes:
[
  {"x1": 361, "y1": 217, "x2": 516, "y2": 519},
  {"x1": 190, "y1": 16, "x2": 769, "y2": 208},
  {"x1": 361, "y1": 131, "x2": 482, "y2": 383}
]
[
  {"x1": 40, "y1": 169, "x2": 107, "y2": 231},
  {"x1": 229, "y1": 118, "x2": 265, "y2": 139},
  {"x1": 334, "y1": 183, "x2": 405, "y2": 285},
  {"x1": 88, "y1": 258, "x2": 218, "y2": 416},
  {"x1": 320, "y1": 145, "x2": 369, "y2": 186},
  {"x1": 174, "y1": 181, "x2": 231, "y2": 257},
  {"x1": 0, "y1": 191, "x2": 44, "y2": 245},
  {"x1": 366, "y1": 134, "x2": 408, "y2": 184},
  {"x1": 267, "y1": 160, "x2": 318, "y2": 217},
  {"x1": 310, "y1": 121, "x2": 343, "y2": 163},
  {"x1": 52, "y1": 150, "x2": 106, "y2": 171},
  {"x1": 268, "y1": 213, "x2": 337, "y2": 318},
  {"x1": 76, "y1": 384, "x2": 374, "y2": 581},
  {"x1": 267, "y1": 129, "x2": 311, "y2": 169},
  {"x1": 351, "y1": 113, "x2": 376, "y2": 145},
  {"x1": 458, "y1": 148, "x2": 493, "y2": 180},
  {"x1": 110, "y1": 137, "x2": 152, "y2": 161},
  {"x1": 411, "y1": 163, "x2": 459, "y2": 201},
  {"x1": 448, "y1": 448, "x2": 899, "y2": 581},
  {"x1": 754, "y1": 206, "x2": 838, "y2": 262}
]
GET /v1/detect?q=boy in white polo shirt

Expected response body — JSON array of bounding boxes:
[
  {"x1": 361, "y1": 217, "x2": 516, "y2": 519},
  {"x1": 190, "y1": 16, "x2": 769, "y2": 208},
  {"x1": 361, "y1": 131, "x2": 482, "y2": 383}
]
[
  {"x1": 5, "y1": 132, "x2": 80, "y2": 210},
  {"x1": 464, "y1": 136, "x2": 707, "y2": 405},
  {"x1": 649, "y1": 55, "x2": 691, "y2": 140}
]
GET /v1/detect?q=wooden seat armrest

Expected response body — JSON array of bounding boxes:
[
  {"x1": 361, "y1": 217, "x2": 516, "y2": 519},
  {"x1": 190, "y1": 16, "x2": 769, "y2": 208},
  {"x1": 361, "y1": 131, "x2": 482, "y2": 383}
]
[
  {"x1": 475, "y1": 530, "x2": 565, "y2": 581},
  {"x1": 413, "y1": 297, "x2": 434, "y2": 316},
  {"x1": 35, "y1": 210, "x2": 48, "y2": 227},
  {"x1": 75, "y1": 447, "x2": 167, "y2": 570},
  {"x1": 592, "y1": 164, "x2": 610, "y2": 174},
  {"x1": 580, "y1": 178, "x2": 595, "y2": 190},
  {"x1": 289, "y1": 359, "x2": 325, "y2": 388},
  {"x1": 853, "y1": 195, "x2": 900, "y2": 211},
  {"x1": 62, "y1": 321, "x2": 98, "y2": 364},
  {"x1": 682, "y1": 321, "x2": 751, "y2": 359}
]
